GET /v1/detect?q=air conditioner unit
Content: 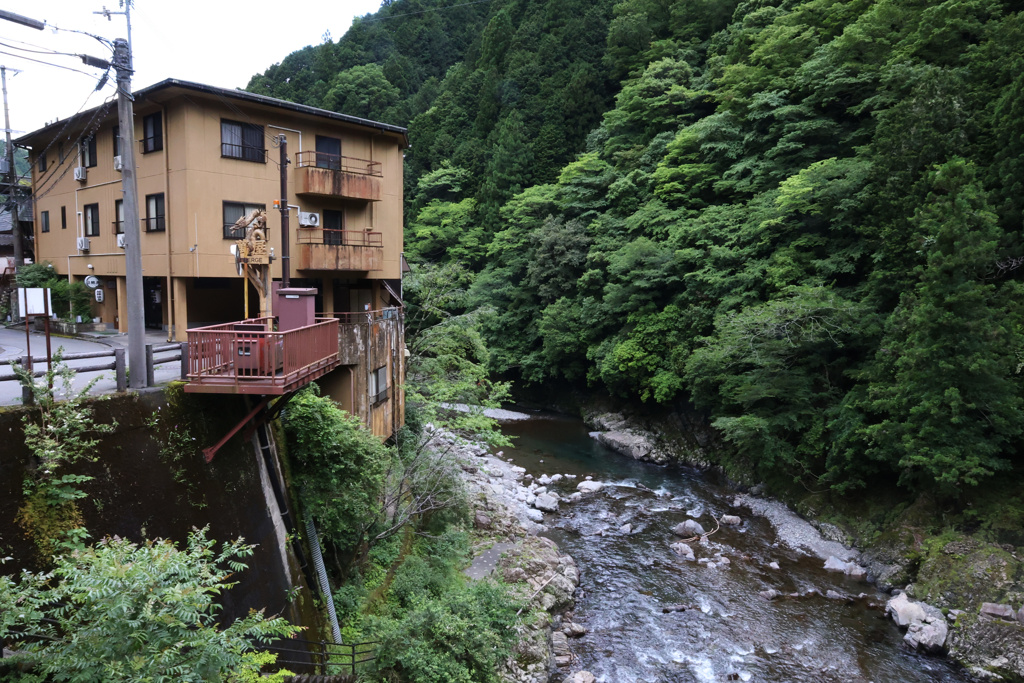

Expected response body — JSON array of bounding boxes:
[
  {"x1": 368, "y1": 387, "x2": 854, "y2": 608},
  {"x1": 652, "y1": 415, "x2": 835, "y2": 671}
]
[
  {"x1": 117, "y1": 233, "x2": 126, "y2": 248},
  {"x1": 113, "y1": 155, "x2": 123, "y2": 172},
  {"x1": 74, "y1": 166, "x2": 87, "y2": 182},
  {"x1": 298, "y1": 211, "x2": 320, "y2": 227},
  {"x1": 77, "y1": 237, "x2": 90, "y2": 251}
]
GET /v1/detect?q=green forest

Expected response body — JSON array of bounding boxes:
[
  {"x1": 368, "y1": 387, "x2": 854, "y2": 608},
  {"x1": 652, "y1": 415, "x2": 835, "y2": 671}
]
[{"x1": 248, "y1": 0, "x2": 1024, "y2": 510}]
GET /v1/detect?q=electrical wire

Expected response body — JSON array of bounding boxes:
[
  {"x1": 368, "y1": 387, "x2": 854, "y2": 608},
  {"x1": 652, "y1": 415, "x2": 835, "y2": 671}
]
[
  {"x1": 0, "y1": 39, "x2": 75, "y2": 57},
  {"x1": 24, "y1": 83, "x2": 115, "y2": 192},
  {"x1": 0, "y1": 49, "x2": 103, "y2": 78},
  {"x1": 30, "y1": 98, "x2": 115, "y2": 201}
]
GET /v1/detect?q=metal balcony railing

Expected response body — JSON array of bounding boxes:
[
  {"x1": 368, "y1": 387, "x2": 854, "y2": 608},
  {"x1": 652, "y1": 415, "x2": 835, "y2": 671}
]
[
  {"x1": 295, "y1": 151, "x2": 382, "y2": 176},
  {"x1": 185, "y1": 317, "x2": 340, "y2": 395}
]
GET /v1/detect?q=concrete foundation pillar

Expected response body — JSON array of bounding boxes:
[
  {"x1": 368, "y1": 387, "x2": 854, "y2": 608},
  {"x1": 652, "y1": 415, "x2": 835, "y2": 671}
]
[{"x1": 172, "y1": 278, "x2": 189, "y2": 341}]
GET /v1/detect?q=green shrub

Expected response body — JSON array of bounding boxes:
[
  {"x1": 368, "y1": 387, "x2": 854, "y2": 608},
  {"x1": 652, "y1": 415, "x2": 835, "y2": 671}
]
[{"x1": 369, "y1": 580, "x2": 522, "y2": 683}]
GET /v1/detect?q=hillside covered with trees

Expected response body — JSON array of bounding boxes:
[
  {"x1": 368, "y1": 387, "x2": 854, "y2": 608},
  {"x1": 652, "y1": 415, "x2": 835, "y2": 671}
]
[{"x1": 248, "y1": 0, "x2": 1024, "y2": 516}]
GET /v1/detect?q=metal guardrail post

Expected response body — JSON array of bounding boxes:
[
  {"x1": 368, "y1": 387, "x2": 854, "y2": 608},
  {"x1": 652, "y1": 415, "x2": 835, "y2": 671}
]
[
  {"x1": 179, "y1": 342, "x2": 188, "y2": 380},
  {"x1": 319, "y1": 640, "x2": 328, "y2": 675},
  {"x1": 20, "y1": 354, "x2": 33, "y2": 405},
  {"x1": 145, "y1": 344, "x2": 155, "y2": 387},
  {"x1": 114, "y1": 348, "x2": 127, "y2": 392}
]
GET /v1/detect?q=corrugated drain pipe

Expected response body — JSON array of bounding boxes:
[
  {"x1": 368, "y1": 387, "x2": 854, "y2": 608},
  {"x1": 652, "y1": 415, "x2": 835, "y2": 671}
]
[{"x1": 305, "y1": 514, "x2": 343, "y2": 644}]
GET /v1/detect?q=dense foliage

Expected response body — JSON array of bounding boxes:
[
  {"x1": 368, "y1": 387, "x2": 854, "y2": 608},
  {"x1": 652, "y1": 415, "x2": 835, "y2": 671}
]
[
  {"x1": 0, "y1": 528, "x2": 298, "y2": 682},
  {"x1": 253, "y1": 0, "x2": 1024, "y2": 503}
]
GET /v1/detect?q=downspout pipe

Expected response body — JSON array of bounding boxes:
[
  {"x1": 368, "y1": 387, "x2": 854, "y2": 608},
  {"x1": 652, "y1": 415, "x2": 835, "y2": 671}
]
[{"x1": 305, "y1": 514, "x2": 343, "y2": 644}]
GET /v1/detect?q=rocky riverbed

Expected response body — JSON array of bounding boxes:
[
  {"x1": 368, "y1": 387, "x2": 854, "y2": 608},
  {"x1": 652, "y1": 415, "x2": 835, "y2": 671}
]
[{"x1": 582, "y1": 409, "x2": 1024, "y2": 682}]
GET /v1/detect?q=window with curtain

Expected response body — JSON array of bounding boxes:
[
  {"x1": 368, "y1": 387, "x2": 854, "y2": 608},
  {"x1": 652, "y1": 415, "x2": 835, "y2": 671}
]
[
  {"x1": 221, "y1": 120, "x2": 265, "y2": 162},
  {"x1": 145, "y1": 193, "x2": 165, "y2": 232},
  {"x1": 84, "y1": 203, "x2": 100, "y2": 237}
]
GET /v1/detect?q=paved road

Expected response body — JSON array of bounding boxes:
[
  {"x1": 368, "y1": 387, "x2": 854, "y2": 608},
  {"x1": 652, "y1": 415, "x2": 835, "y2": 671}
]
[{"x1": 0, "y1": 325, "x2": 184, "y2": 406}]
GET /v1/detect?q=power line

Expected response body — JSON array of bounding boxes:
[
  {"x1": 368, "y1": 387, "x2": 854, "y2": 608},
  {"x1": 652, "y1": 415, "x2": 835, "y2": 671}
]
[
  {"x1": 0, "y1": 49, "x2": 104, "y2": 79},
  {"x1": 0, "y1": 38, "x2": 72, "y2": 57}
]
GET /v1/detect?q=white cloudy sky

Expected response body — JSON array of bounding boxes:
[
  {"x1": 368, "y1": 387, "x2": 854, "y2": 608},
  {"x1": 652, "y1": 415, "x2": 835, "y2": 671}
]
[{"x1": 0, "y1": 0, "x2": 384, "y2": 136}]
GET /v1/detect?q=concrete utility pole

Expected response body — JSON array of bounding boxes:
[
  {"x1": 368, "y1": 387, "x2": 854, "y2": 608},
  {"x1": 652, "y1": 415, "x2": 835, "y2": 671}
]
[
  {"x1": 278, "y1": 134, "x2": 290, "y2": 289},
  {"x1": 2, "y1": 66, "x2": 23, "y2": 317},
  {"x1": 113, "y1": 38, "x2": 145, "y2": 389}
]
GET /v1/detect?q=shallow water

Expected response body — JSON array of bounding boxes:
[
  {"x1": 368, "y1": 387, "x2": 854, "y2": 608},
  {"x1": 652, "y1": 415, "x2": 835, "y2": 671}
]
[{"x1": 500, "y1": 413, "x2": 970, "y2": 683}]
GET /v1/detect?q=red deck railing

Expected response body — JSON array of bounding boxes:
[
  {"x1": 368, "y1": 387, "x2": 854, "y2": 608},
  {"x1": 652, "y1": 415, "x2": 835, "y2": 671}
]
[{"x1": 184, "y1": 317, "x2": 340, "y2": 395}]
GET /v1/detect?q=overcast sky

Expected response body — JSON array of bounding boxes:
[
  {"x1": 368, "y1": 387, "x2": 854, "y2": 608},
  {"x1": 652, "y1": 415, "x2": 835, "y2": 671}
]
[{"x1": 0, "y1": 0, "x2": 384, "y2": 136}]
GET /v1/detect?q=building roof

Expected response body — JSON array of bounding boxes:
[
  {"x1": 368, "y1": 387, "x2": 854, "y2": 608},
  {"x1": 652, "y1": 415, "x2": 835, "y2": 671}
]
[{"x1": 16, "y1": 78, "x2": 409, "y2": 146}]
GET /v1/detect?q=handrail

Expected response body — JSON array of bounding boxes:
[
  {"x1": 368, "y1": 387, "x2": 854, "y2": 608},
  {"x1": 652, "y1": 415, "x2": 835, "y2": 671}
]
[
  {"x1": 256, "y1": 637, "x2": 379, "y2": 675},
  {"x1": 319, "y1": 307, "x2": 402, "y2": 325},
  {"x1": 295, "y1": 151, "x2": 382, "y2": 177},
  {"x1": 185, "y1": 317, "x2": 340, "y2": 391},
  {"x1": 296, "y1": 228, "x2": 383, "y2": 247}
]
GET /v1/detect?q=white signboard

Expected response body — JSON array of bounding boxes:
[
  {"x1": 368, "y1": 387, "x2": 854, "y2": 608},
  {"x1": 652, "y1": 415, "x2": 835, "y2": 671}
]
[
  {"x1": 95, "y1": 288, "x2": 104, "y2": 303},
  {"x1": 17, "y1": 288, "x2": 54, "y2": 316},
  {"x1": 84, "y1": 275, "x2": 100, "y2": 289}
]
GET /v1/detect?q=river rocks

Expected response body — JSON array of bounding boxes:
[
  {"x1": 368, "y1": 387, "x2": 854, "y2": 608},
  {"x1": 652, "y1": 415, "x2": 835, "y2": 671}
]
[
  {"x1": 525, "y1": 509, "x2": 545, "y2": 523},
  {"x1": 563, "y1": 622, "x2": 586, "y2": 637},
  {"x1": 887, "y1": 592, "x2": 928, "y2": 627},
  {"x1": 760, "y1": 589, "x2": 780, "y2": 601},
  {"x1": 534, "y1": 493, "x2": 559, "y2": 513},
  {"x1": 905, "y1": 615, "x2": 949, "y2": 654},
  {"x1": 670, "y1": 542, "x2": 696, "y2": 561},
  {"x1": 576, "y1": 480, "x2": 603, "y2": 493},
  {"x1": 721, "y1": 515, "x2": 742, "y2": 525},
  {"x1": 586, "y1": 412, "x2": 675, "y2": 465},
  {"x1": 549, "y1": 474, "x2": 563, "y2": 484},
  {"x1": 619, "y1": 523, "x2": 632, "y2": 534},
  {"x1": 734, "y1": 493, "x2": 858, "y2": 562},
  {"x1": 980, "y1": 602, "x2": 1018, "y2": 621},
  {"x1": 551, "y1": 630, "x2": 573, "y2": 667},
  {"x1": 672, "y1": 519, "x2": 706, "y2": 537},
  {"x1": 475, "y1": 513, "x2": 492, "y2": 530},
  {"x1": 823, "y1": 555, "x2": 867, "y2": 578},
  {"x1": 948, "y1": 610, "x2": 1024, "y2": 681},
  {"x1": 569, "y1": 672, "x2": 595, "y2": 683},
  {"x1": 1019, "y1": 605, "x2": 1024, "y2": 624},
  {"x1": 885, "y1": 593, "x2": 949, "y2": 654}
]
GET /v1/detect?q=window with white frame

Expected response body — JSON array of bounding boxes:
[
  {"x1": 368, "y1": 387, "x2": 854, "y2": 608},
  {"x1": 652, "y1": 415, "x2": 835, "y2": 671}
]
[
  {"x1": 369, "y1": 365, "x2": 388, "y2": 404},
  {"x1": 84, "y1": 203, "x2": 100, "y2": 237}
]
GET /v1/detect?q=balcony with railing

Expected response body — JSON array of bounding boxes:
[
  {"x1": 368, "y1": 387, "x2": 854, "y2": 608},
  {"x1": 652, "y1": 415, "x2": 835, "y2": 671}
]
[
  {"x1": 183, "y1": 317, "x2": 340, "y2": 395},
  {"x1": 296, "y1": 227, "x2": 383, "y2": 272},
  {"x1": 294, "y1": 151, "x2": 382, "y2": 201}
]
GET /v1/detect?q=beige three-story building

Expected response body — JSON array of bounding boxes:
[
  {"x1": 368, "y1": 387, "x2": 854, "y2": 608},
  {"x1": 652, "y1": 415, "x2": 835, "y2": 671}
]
[{"x1": 17, "y1": 78, "x2": 407, "y2": 437}]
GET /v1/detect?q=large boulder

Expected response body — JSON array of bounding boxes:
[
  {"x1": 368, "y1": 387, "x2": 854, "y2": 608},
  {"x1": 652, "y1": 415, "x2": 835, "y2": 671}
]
[
  {"x1": 887, "y1": 592, "x2": 927, "y2": 628},
  {"x1": 534, "y1": 493, "x2": 559, "y2": 513},
  {"x1": 981, "y1": 603, "x2": 1018, "y2": 621},
  {"x1": 577, "y1": 480, "x2": 603, "y2": 493},
  {"x1": 721, "y1": 515, "x2": 742, "y2": 526},
  {"x1": 886, "y1": 593, "x2": 949, "y2": 654},
  {"x1": 905, "y1": 616, "x2": 949, "y2": 654},
  {"x1": 670, "y1": 542, "x2": 695, "y2": 561},
  {"x1": 571, "y1": 672, "x2": 596, "y2": 683},
  {"x1": 672, "y1": 519, "x2": 706, "y2": 538}
]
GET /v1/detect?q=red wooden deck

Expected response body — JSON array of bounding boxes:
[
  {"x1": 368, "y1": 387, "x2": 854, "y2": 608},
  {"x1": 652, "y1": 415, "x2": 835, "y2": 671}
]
[{"x1": 183, "y1": 317, "x2": 340, "y2": 395}]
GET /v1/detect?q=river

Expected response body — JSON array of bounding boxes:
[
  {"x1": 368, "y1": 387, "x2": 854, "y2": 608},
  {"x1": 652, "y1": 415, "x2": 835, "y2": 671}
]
[{"x1": 499, "y1": 413, "x2": 971, "y2": 683}]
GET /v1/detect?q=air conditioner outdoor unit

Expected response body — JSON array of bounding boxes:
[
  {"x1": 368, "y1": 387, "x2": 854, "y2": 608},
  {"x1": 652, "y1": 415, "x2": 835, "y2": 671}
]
[
  {"x1": 77, "y1": 237, "x2": 90, "y2": 251},
  {"x1": 298, "y1": 211, "x2": 320, "y2": 227},
  {"x1": 74, "y1": 166, "x2": 87, "y2": 182},
  {"x1": 113, "y1": 155, "x2": 123, "y2": 172},
  {"x1": 117, "y1": 233, "x2": 126, "y2": 248}
]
